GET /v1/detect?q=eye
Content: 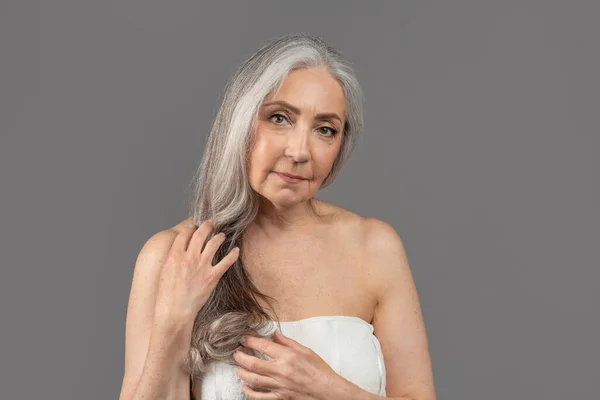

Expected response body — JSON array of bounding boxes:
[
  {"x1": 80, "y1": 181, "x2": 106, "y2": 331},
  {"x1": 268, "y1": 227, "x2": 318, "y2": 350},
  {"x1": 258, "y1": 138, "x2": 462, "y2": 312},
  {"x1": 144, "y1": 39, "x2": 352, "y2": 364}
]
[
  {"x1": 269, "y1": 113, "x2": 338, "y2": 137},
  {"x1": 269, "y1": 113, "x2": 289, "y2": 125},
  {"x1": 319, "y1": 127, "x2": 338, "y2": 137}
]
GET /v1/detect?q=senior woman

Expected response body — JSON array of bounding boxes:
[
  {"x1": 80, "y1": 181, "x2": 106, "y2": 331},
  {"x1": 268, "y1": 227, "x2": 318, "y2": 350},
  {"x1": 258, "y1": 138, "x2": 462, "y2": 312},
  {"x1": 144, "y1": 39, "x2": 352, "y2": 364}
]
[{"x1": 119, "y1": 33, "x2": 436, "y2": 400}]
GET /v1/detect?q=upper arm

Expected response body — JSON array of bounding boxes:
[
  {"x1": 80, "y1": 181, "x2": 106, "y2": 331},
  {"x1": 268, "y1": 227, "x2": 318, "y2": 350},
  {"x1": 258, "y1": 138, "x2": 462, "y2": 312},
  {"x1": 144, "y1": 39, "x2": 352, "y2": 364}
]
[
  {"x1": 119, "y1": 228, "x2": 179, "y2": 400},
  {"x1": 364, "y1": 218, "x2": 436, "y2": 400}
]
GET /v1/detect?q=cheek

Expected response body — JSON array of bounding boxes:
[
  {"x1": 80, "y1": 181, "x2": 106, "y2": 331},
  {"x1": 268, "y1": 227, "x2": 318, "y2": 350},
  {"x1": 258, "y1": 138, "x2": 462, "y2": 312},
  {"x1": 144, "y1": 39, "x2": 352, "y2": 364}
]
[
  {"x1": 251, "y1": 134, "x2": 280, "y2": 163},
  {"x1": 317, "y1": 146, "x2": 341, "y2": 172},
  {"x1": 253, "y1": 138, "x2": 273, "y2": 157},
  {"x1": 248, "y1": 138, "x2": 277, "y2": 178}
]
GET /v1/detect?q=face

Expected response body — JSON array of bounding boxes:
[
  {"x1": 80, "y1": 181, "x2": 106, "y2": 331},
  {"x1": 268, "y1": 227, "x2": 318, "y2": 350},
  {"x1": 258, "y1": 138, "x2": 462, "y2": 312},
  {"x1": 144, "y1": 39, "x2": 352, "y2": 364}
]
[{"x1": 247, "y1": 66, "x2": 347, "y2": 208}]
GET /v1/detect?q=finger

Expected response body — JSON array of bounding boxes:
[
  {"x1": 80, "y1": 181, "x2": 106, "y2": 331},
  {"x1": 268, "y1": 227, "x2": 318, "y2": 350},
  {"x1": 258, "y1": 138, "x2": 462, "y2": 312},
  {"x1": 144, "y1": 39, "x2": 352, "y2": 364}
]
[
  {"x1": 241, "y1": 335, "x2": 287, "y2": 361},
  {"x1": 172, "y1": 224, "x2": 201, "y2": 253},
  {"x1": 234, "y1": 348, "x2": 279, "y2": 378},
  {"x1": 199, "y1": 230, "x2": 227, "y2": 265},
  {"x1": 209, "y1": 246, "x2": 240, "y2": 279},
  {"x1": 237, "y1": 367, "x2": 279, "y2": 391},
  {"x1": 187, "y1": 220, "x2": 214, "y2": 254},
  {"x1": 272, "y1": 329, "x2": 304, "y2": 351}
]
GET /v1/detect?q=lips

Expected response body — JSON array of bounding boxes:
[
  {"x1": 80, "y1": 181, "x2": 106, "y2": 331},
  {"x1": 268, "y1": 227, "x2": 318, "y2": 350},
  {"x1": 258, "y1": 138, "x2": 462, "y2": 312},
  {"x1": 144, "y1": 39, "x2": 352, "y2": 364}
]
[
  {"x1": 274, "y1": 171, "x2": 307, "y2": 180},
  {"x1": 273, "y1": 171, "x2": 308, "y2": 184}
]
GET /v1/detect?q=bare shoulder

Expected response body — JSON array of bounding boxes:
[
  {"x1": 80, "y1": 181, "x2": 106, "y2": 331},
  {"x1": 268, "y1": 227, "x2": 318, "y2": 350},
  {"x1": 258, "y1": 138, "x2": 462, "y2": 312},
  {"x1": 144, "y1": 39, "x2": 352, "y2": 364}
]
[
  {"x1": 136, "y1": 219, "x2": 188, "y2": 264},
  {"x1": 119, "y1": 220, "x2": 189, "y2": 400},
  {"x1": 142, "y1": 216, "x2": 204, "y2": 258},
  {"x1": 356, "y1": 218, "x2": 436, "y2": 399},
  {"x1": 317, "y1": 204, "x2": 409, "y2": 303},
  {"x1": 316, "y1": 199, "x2": 402, "y2": 251},
  {"x1": 172, "y1": 216, "x2": 195, "y2": 233},
  {"x1": 128, "y1": 218, "x2": 194, "y2": 320},
  {"x1": 361, "y1": 217, "x2": 405, "y2": 253},
  {"x1": 359, "y1": 217, "x2": 410, "y2": 302},
  {"x1": 313, "y1": 199, "x2": 364, "y2": 232}
]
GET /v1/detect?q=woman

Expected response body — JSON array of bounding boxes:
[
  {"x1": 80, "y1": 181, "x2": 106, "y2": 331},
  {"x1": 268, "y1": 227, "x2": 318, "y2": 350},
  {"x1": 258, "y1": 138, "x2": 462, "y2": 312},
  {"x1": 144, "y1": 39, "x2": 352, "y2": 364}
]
[{"x1": 119, "y1": 33, "x2": 436, "y2": 400}]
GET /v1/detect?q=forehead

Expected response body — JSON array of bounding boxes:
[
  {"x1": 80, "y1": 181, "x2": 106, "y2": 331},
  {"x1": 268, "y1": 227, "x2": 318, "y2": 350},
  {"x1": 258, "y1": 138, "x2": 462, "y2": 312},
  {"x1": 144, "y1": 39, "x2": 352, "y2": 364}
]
[{"x1": 262, "y1": 67, "x2": 346, "y2": 118}]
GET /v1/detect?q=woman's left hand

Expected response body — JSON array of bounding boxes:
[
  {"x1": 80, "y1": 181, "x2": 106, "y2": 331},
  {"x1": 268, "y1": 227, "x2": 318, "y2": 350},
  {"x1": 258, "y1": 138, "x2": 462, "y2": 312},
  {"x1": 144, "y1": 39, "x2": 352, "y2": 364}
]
[{"x1": 233, "y1": 329, "x2": 340, "y2": 399}]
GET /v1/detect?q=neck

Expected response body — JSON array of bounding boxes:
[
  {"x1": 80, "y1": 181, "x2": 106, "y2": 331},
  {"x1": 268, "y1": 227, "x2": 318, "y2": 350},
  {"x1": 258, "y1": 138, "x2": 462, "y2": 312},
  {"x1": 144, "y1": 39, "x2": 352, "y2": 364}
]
[{"x1": 252, "y1": 197, "x2": 319, "y2": 236}]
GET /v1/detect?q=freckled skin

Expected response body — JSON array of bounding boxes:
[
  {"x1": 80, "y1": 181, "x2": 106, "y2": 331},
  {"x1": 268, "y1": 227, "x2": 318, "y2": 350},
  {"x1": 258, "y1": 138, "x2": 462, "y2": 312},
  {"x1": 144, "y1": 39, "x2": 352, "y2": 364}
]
[
  {"x1": 247, "y1": 66, "x2": 347, "y2": 210},
  {"x1": 239, "y1": 66, "x2": 371, "y2": 324}
]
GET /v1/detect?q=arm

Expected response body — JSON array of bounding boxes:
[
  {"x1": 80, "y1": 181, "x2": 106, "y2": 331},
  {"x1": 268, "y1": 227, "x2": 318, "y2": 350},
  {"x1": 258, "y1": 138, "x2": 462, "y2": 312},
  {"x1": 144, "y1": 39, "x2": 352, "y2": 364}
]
[
  {"x1": 324, "y1": 376, "x2": 420, "y2": 400},
  {"x1": 320, "y1": 218, "x2": 436, "y2": 400},
  {"x1": 131, "y1": 317, "x2": 194, "y2": 400},
  {"x1": 328, "y1": 377, "x2": 423, "y2": 400},
  {"x1": 328, "y1": 218, "x2": 436, "y2": 400},
  {"x1": 118, "y1": 227, "x2": 195, "y2": 400}
]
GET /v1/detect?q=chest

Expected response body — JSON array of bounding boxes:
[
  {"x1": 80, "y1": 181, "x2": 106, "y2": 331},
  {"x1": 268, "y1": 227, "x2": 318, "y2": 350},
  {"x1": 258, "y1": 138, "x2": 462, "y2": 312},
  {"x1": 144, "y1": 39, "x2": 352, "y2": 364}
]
[{"x1": 240, "y1": 230, "x2": 376, "y2": 321}]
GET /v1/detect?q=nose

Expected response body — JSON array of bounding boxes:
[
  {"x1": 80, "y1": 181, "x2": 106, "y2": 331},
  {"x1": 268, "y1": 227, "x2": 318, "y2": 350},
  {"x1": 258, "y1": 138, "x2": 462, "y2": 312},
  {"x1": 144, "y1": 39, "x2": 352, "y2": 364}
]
[{"x1": 283, "y1": 126, "x2": 311, "y2": 163}]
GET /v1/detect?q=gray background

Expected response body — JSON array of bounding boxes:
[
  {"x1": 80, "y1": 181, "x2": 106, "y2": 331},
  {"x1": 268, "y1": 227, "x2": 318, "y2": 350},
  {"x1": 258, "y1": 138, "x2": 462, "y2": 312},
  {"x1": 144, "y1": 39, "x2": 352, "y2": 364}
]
[{"x1": 1, "y1": 1, "x2": 598, "y2": 399}]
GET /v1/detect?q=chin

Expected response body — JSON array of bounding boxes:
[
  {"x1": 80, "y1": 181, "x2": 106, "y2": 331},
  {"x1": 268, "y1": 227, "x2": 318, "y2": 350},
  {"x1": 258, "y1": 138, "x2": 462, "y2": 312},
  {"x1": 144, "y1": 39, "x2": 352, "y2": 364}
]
[
  {"x1": 263, "y1": 190, "x2": 308, "y2": 207},
  {"x1": 271, "y1": 196, "x2": 304, "y2": 207}
]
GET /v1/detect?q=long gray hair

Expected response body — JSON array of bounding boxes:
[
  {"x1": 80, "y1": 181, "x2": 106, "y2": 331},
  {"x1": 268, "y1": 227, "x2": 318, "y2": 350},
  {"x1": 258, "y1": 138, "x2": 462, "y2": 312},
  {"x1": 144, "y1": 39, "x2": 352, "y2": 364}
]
[{"x1": 184, "y1": 32, "x2": 365, "y2": 380}]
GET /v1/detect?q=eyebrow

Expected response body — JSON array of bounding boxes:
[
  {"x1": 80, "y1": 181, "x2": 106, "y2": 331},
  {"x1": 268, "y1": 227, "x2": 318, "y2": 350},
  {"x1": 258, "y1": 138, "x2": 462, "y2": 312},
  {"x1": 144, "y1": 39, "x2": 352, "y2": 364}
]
[{"x1": 262, "y1": 100, "x2": 343, "y2": 124}]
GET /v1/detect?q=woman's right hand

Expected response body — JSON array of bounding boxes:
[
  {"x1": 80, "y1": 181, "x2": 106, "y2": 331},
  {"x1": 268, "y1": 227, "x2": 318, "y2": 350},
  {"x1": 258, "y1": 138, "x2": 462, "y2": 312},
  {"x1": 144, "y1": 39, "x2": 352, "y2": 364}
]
[{"x1": 153, "y1": 220, "x2": 240, "y2": 327}]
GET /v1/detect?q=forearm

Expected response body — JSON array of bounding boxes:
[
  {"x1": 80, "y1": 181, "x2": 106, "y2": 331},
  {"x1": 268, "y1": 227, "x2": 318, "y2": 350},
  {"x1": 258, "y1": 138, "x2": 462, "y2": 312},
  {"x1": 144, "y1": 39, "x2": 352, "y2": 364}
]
[
  {"x1": 326, "y1": 375, "x2": 414, "y2": 400},
  {"x1": 131, "y1": 319, "x2": 193, "y2": 400}
]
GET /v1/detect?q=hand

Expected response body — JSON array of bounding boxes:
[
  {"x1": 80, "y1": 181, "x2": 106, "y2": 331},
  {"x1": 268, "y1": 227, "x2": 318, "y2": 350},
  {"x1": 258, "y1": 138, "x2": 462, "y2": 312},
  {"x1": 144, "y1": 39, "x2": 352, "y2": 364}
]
[
  {"x1": 153, "y1": 220, "x2": 240, "y2": 325},
  {"x1": 233, "y1": 329, "x2": 339, "y2": 399}
]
